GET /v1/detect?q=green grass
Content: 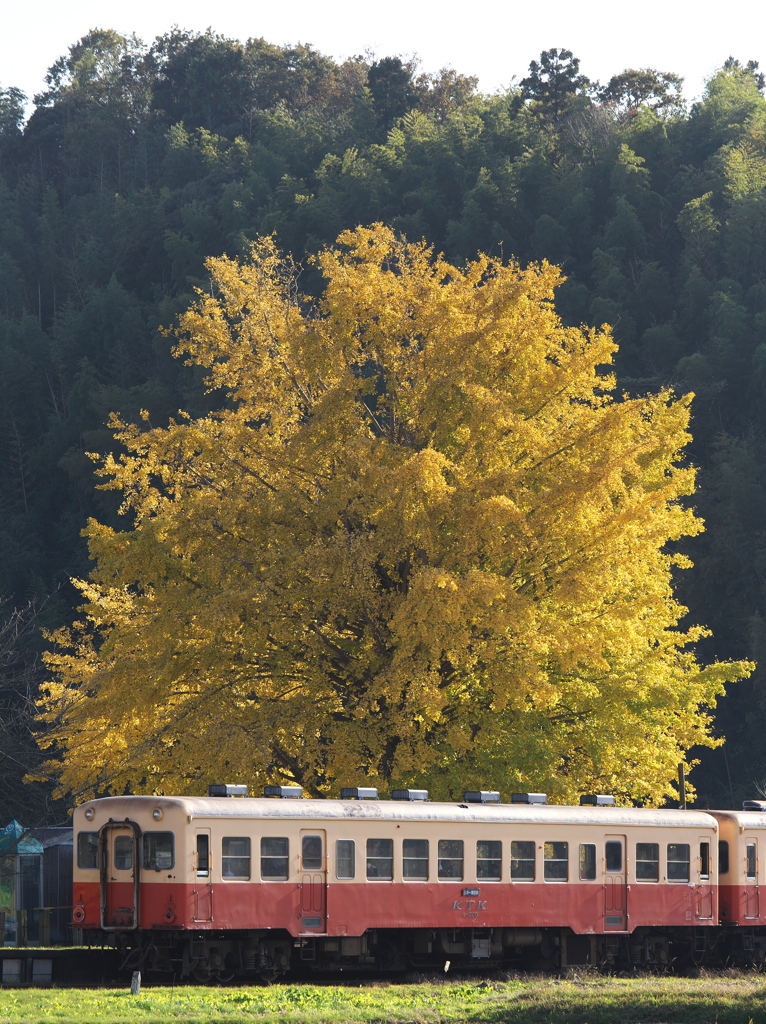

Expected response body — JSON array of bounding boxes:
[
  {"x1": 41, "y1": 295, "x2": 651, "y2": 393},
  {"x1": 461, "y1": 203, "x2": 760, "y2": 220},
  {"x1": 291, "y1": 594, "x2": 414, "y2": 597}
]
[{"x1": 1, "y1": 973, "x2": 766, "y2": 1024}]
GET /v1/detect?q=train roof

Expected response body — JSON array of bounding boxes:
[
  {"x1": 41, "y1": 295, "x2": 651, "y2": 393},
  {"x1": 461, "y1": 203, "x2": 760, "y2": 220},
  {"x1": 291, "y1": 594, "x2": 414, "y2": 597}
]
[
  {"x1": 76, "y1": 794, "x2": 718, "y2": 830},
  {"x1": 707, "y1": 809, "x2": 766, "y2": 828}
]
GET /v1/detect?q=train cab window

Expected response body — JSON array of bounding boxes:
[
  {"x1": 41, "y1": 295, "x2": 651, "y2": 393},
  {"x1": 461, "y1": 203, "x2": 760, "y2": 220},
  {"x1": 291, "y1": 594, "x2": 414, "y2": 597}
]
[
  {"x1": 477, "y1": 841, "x2": 502, "y2": 880},
  {"x1": 544, "y1": 842, "x2": 568, "y2": 881},
  {"x1": 196, "y1": 834, "x2": 209, "y2": 877},
  {"x1": 700, "y1": 842, "x2": 710, "y2": 880},
  {"x1": 222, "y1": 837, "x2": 251, "y2": 879},
  {"x1": 636, "y1": 842, "x2": 659, "y2": 881},
  {"x1": 336, "y1": 839, "x2": 355, "y2": 879},
  {"x1": 605, "y1": 841, "x2": 622, "y2": 872},
  {"x1": 114, "y1": 835, "x2": 133, "y2": 870},
  {"x1": 367, "y1": 839, "x2": 393, "y2": 879},
  {"x1": 143, "y1": 832, "x2": 174, "y2": 871},
  {"x1": 667, "y1": 843, "x2": 690, "y2": 881},
  {"x1": 302, "y1": 835, "x2": 323, "y2": 870},
  {"x1": 403, "y1": 839, "x2": 429, "y2": 880},
  {"x1": 579, "y1": 844, "x2": 596, "y2": 880},
  {"x1": 77, "y1": 832, "x2": 98, "y2": 870},
  {"x1": 511, "y1": 841, "x2": 535, "y2": 880},
  {"x1": 260, "y1": 837, "x2": 288, "y2": 879},
  {"x1": 719, "y1": 840, "x2": 730, "y2": 874},
  {"x1": 747, "y1": 843, "x2": 757, "y2": 879},
  {"x1": 438, "y1": 840, "x2": 464, "y2": 880}
]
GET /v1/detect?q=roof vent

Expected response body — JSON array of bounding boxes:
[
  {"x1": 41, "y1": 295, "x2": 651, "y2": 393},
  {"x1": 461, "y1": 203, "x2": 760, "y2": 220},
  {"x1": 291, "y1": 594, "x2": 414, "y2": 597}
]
[
  {"x1": 743, "y1": 800, "x2": 766, "y2": 811},
  {"x1": 511, "y1": 792, "x2": 548, "y2": 804},
  {"x1": 580, "y1": 794, "x2": 616, "y2": 806},
  {"x1": 391, "y1": 789, "x2": 429, "y2": 801},
  {"x1": 340, "y1": 787, "x2": 378, "y2": 800},
  {"x1": 263, "y1": 785, "x2": 302, "y2": 799},
  {"x1": 463, "y1": 791, "x2": 501, "y2": 804},
  {"x1": 208, "y1": 784, "x2": 249, "y2": 797}
]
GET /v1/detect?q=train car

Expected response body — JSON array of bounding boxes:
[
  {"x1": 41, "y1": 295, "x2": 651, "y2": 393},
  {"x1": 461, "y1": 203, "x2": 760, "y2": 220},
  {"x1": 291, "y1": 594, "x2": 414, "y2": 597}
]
[
  {"x1": 708, "y1": 802, "x2": 766, "y2": 963},
  {"x1": 72, "y1": 786, "x2": 720, "y2": 980}
]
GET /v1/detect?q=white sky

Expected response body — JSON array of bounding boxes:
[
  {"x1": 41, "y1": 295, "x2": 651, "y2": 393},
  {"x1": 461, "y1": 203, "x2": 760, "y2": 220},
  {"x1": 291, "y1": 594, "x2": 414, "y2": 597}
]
[{"x1": 1, "y1": 0, "x2": 764, "y2": 109}]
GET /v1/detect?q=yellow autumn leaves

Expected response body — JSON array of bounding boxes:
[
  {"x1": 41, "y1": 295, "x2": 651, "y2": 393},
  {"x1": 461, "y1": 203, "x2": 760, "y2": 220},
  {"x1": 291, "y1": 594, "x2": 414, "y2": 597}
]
[{"x1": 37, "y1": 225, "x2": 751, "y2": 805}]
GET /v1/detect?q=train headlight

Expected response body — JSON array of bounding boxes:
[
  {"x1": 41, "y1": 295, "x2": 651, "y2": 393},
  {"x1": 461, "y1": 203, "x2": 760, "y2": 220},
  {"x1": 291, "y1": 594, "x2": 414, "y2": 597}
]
[
  {"x1": 73, "y1": 907, "x2": 86, "y2": 924},
  {"x1": 152, "y1": 808, "x2": 163, "y2": 820},
  {"x1": 84, "y1": 808, "x2": 95, "y2": 821}
]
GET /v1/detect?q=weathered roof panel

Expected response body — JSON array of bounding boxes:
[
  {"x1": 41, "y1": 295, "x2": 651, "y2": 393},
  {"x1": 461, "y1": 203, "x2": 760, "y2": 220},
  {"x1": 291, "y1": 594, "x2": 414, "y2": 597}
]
[{"x1": 76, "y1": 795, "x2": 718, "y2": 830}]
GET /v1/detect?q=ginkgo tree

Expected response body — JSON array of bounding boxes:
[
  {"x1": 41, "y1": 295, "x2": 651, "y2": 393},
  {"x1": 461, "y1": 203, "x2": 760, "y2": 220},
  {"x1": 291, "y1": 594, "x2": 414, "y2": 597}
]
[{"x1": 38, "y1": 225, "x2": 751, "y2": 804}]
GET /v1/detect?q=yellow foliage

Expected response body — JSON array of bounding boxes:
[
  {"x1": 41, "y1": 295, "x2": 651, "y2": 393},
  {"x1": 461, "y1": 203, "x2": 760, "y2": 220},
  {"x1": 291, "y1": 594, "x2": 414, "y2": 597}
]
[{"x1": 37, "y1": 225, "x2": 751, "y2": 805}]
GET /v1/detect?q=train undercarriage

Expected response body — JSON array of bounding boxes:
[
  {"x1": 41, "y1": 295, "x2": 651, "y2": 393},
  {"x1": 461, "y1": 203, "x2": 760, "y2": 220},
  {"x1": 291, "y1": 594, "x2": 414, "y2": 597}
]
[{"x1": 114, "y1": 924, "x2": 766, "y2": 982}]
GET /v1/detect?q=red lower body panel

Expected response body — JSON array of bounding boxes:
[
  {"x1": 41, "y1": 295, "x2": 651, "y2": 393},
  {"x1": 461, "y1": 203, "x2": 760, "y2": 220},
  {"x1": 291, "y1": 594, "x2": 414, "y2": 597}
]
[
  {"x1": 74, "y1": 879, "x2": 718, "y2": 935},
  {"x1": 719, "y1": 884, "x2": 763, "y2": 925}
]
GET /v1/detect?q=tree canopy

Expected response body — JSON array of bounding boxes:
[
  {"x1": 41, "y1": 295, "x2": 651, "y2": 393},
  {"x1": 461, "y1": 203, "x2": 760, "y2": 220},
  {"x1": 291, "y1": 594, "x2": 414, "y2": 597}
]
[{"x1": 38, "y1": 225, "x2": 750, "y2": 805}]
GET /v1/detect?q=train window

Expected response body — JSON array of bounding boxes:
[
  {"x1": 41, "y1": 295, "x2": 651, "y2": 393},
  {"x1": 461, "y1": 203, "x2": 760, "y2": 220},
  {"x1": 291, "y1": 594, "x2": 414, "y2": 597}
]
[
  {"x1": 636, "y1": 843, "x2": 659, "y2": 881},
  {"x1": 302, "y1": 835, "x2": 323, "y2": 870},
  {"x1": 700, "y1": 842, "x2": 710, "y2": 880},
  {"x1": 605, "y1": 841, "x2": 622, "y2": 872},
  {"x1": 367, "y1": 839, "x2": 393, "y2": 879},
  {"x1": 719, "y1": 840, "x2": 730, "y2": 874},
  {"x1": 114, "y1": 836, "x2": 133, "y2": 871},
  {"x1": 747, "y1": 843, "x2": 757, "y2": 879},
  {"x1": 222, "y1": 837, "x2": 251, "y2": 879},
  {"x1": 143, "y1": 832, "x2": 174, "y2": 871},
  {"x1": 260, "y1": 837, "x2": 288, "y2": 879},
  {"x1": 511, "y1": 841, "x2": 535, "y2": 880},
  {"x1": 336, "y1": 839, "x2": 355, "y2": 879},
  {"x1": 77, "y1": 832, "x2": 98, "y2": 870},
  {"x1": 197, "y1": 834, "x2": 209, "y2": 877},
  {"x1": 544, "y1": 842, "x2": 568, "y2": 881},
  {"x1": 403, "y1": 839, "x2": 429, "y2": 880},
  {"x1": 438, "y1": 840, "x2": 464, "y2": 880},
  {"x1": 477, "y1": 841, "x2": 502, "y2": 880},
  {"x1": 667, "y1": 843, "x2": 690, "y2": 881},
  {"x1": 579, "y1": 844, "x2": 596, "y2": 880}
]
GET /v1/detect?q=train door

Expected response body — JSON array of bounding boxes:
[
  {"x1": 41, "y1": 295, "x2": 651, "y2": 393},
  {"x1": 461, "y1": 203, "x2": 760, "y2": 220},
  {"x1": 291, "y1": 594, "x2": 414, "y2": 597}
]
[
  {"x1": 193, "y1": 828, "x2": 213, "y2": 922},
  {"x1": 99, "y1": 820, "x2": 140, "y2": 930},
  {"x1": 696, "y1": 838, "x2": 714, "y2": 920},
  {"x1": 299, "y1": 830, "x2": 327, "y2": 932},
  {"x1": 744, "y1": 836, "x2": 760, "y2": 920},
  {"x1": 603, "y1": 835, "x2": 627, "y2": 931}
]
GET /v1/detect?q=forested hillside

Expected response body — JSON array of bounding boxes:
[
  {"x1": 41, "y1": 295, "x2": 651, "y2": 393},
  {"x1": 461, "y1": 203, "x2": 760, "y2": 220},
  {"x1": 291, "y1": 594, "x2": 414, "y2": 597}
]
[{"x1": 1, "y1": 31, "x2": 765, "y2": 815}]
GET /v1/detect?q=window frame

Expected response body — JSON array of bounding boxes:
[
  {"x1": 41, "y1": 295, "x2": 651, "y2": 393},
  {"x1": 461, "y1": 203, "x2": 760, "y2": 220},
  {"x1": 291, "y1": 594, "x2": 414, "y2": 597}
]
[
  {"x1": 605, "y1": 840, "x2": 622, "y2": 873},
  {"x1": 511, "y1": 840, "x2": 535, "y2": 881},
  {"x1": 221, "y1": 836, "x2": 251, "y2": 880},
  {"x1": 301, "y1": 834, "x2": 323, "y2": 871},
  {"x1": 477, "y1": 840, "x2": 502, "y2": 881},
  {"x1": 543, "y1": 841, "x2": 568, "y2": 881},
  {"x1": 403, "y1": 838, "x2": 429, "y2": 880},
  {"x1": 114, "y1": 835, "x2": 133, "y2": 871},
  {"x1": 260, "y1": 836, "x2": 289, "y2": 880},
  {"x1": 700, "y1": 841, "x2": 710, "y2": 880},
  {"x1": 579, "y1": 843, "x2": 596, "y2": 881},
  {"x1": 142, "y1": 831, "x2": 175, "y2": 872},
  {"x1": 366, "y1": 838, "x2": 394, "y2": 880},
  {"x1": 438, "y1": 839, "x2": 464, "y2": 880},
  {"x1": 747, "y1": 842, "x2": 757, "y2": 880},
  {"x1": 76, "y1": 831, "x2": 99, "y2": 870},
  {"x1": 635, "y1": 842, "x2": 659, "y2": 882},
  {"x1": 335, "y1": 839, "x2": 355, "y2": 879},
  {"x1": 196, "y1": 834, "x2": 210, "y2": 877},
  {"x1": 667, "y1": 842, "x2": 690, "y2": 882}
]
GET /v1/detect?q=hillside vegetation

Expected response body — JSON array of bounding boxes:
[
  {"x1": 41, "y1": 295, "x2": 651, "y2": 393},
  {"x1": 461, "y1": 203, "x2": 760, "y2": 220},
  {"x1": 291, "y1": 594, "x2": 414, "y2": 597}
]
[{"x1": 1, "y1": 34, "x2": 765, "y2": 813}]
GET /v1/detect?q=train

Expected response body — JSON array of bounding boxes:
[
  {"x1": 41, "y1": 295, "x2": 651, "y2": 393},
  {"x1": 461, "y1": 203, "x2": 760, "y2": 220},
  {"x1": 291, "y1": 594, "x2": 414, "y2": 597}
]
[{"x1": 71, "y1": 785, "x2": 766, "y2": 981}]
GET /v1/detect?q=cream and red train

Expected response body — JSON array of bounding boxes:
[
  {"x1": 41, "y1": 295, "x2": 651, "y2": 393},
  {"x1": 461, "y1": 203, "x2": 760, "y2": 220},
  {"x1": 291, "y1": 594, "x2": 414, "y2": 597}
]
[{"x1": 71, "y1": 786, "x2": 766, "y2": 980}]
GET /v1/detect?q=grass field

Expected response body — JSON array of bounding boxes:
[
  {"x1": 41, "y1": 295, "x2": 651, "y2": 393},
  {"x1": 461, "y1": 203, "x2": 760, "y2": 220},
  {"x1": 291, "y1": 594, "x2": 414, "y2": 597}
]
[{"x1": 1, "y1": 973, "x2": 766, "y2": 1024}]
